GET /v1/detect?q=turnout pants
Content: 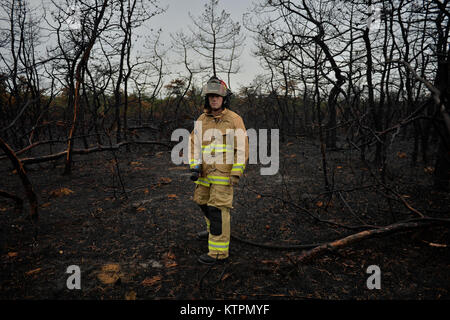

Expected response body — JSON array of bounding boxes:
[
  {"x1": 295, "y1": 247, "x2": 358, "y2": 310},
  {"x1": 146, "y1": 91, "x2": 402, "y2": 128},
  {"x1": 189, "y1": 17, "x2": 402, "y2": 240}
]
[{"x1": 194, "y1": 184, "x2": 233, "y2": 259}]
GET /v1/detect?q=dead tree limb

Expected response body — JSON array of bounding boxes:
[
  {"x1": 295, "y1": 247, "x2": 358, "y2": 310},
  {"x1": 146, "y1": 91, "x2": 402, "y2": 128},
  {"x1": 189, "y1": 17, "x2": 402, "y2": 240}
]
[
  {"x1": 296, "y1": 217, "x2": 450, "y2": 263},
  {"x1": 0, "y1": 97, "x2": 41, "y2": 134},
  {"x1": 0, "y1": 189, "x2": 23, "y2": 213},
  {"x1": 0, "y1": 139, "x2": 66, "y2": 160},
  {"x1": 245, "y1": 185, "x2": 381, "y2": 231},
  {"x1": 0, "y1": 134, "x2": 120, "y2": 160},
  {"x1": 19, "y1": 140, "x2": 172, "y2": 165},
  {"x1": 63, "y1": 0, "x2": 109, "y2": 175},
  {"x1": 0, "y1": 137, "x2": 38, "y2": 221},
  {"x1": 389, "y1": 59, "x2": 450, "y2": 135}
]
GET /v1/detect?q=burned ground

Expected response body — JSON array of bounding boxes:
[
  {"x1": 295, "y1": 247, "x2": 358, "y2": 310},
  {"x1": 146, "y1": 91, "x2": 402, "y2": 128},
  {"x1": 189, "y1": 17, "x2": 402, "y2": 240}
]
[{"x1": 0, "y1": 136, "x2": 449, "y2": 300}]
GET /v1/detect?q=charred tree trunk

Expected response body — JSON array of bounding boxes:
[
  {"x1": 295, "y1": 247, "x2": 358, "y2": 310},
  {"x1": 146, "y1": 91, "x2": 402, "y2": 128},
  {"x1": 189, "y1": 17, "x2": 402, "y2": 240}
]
[
  {"x1": 0, "y1": 189, "x2": 23, "y2": 213},
  {"x1": 63, "y1": 0, "x2": 109, "y2": 175},
  {"x1": 0, "y1": 137, "x2": 38, "y2": 221},
  {"x1": 433, "y1": 5, "x2": 450, "y2": 191}
]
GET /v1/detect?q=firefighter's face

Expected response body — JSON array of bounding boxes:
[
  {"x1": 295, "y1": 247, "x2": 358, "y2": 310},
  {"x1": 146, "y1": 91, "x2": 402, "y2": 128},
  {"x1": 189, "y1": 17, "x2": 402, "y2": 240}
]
[{"x1": 208, "y1": 94, "x2": 223, "y2": 109}]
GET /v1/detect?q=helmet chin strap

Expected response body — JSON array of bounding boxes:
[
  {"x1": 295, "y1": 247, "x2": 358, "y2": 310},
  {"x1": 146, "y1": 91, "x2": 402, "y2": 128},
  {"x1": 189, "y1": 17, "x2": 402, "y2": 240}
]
[{"x1": 210, "y1": 105, "x2": 224, "y2": 113}]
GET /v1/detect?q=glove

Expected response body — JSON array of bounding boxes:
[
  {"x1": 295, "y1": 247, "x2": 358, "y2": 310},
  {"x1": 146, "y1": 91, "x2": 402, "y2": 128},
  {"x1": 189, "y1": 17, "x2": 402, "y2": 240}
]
[
  {"x1": 230, "y1": 176, "x2": 239, "y2": 186},
  {"x1": 190, "y1": 164, "x2": 201, "y2": 181},
  {"x1": 190, "y1": 171, "x2": 199, "y2": 181}
]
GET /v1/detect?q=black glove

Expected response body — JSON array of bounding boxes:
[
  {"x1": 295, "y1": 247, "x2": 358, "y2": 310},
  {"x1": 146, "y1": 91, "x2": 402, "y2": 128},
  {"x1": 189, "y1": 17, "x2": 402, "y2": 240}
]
[{"x1": 190, "y1": 165, "x2": 201, "y2": 181}]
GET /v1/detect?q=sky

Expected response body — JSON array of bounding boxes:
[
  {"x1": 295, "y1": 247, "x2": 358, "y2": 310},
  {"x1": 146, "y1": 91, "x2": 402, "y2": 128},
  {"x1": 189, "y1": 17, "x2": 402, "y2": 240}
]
[
  {"x1": 3, "y1": 0, "x2": 266, "y2": 93},
  {"x1": 143, "y1": 0, "x2": 265, "y2": 89}
]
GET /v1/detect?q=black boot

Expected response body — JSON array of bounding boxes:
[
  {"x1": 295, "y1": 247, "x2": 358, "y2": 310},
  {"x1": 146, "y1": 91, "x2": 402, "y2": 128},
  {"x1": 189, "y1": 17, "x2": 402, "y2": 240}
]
[{"x1": 198, "y1": 253, "x2": 228, "y2": 265}]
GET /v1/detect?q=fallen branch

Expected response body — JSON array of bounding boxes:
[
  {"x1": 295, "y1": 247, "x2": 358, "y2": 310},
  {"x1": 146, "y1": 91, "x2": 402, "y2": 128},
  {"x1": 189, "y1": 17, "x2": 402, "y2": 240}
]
[
  {"x1": 0, "y1": 139, "x2": 66, "y2": 160},
  {"x1": 337, "y1": 191, "x2": 371, "y2": 226},
  {"x1": 18, "y1": 140, "x2": 172, "y2": 165},
  {"x1": 0, "y1": 189, "x2": 24, "y2": 213},
  {"x1": 296, "y1": 217, "x2": 450, "y2": 263},
  {"x1": 0, "y1": 137, "x2": 38, "y2": 221},
  {"x1": 245, "y1": 184, "x2": 380, "y2": 231},
  {"x1": 231, "y1": 233, "x2": 323, "y2": 250},
  {"x1": 377, "y1": 189, "x2": 425, "y2": 218},
  {"x1": 359, "y1": 156, "x2": 426, "y2": 219},
  {"x1": 0, "y1": 133, "x2": 112, "y2": 160},
  {"x1": 131, "y1": 196, "x2": 166, "y2": 208}
]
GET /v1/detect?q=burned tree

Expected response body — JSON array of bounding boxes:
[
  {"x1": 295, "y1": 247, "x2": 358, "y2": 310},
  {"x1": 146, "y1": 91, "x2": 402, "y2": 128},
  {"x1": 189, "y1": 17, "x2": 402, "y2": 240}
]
[
  {"x1": 61, "y1": 0, "x2": 110, "y2": 175},
  {"x1": 188, "y1": 0, "x2": 245, "y2": 84}
]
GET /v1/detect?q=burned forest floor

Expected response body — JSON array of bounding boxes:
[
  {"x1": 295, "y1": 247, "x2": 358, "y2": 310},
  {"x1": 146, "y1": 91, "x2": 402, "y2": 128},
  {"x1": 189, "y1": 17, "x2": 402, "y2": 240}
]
[{"x1": 0, "y1": 135, "x2": 449, "y2": 300}]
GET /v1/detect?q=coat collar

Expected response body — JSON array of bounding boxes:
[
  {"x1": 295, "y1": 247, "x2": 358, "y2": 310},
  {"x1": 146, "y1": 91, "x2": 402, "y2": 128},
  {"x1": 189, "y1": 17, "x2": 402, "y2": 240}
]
[{"x1": 204, "y1": 107, "x2": 228, "y2": 119}]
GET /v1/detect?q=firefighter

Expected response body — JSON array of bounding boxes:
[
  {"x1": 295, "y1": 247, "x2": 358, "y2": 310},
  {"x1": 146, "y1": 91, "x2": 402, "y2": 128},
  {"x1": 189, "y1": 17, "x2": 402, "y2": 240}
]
[{"x1": 189, "y1": 76, "x2": 249, "y2": 265}]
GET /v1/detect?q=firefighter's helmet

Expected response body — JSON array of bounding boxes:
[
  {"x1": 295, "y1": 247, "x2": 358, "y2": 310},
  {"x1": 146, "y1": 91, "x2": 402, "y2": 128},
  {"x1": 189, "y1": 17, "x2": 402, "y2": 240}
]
[
  {"x1": 203, "y1": 76, "x2": 232, "y2": 109},
  {"x1": 202, "y1": 76, "x2": 228, "y2": 97}
]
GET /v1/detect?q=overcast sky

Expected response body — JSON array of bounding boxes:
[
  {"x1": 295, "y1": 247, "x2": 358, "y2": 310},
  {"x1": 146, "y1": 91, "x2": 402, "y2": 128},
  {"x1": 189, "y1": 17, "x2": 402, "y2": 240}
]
[
  {"x1": 145, "y1": 0, "x2": 265, "y2": 89},
  {"x1": 7, "y1": 0, "x2": 265, "y2": 92}
]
